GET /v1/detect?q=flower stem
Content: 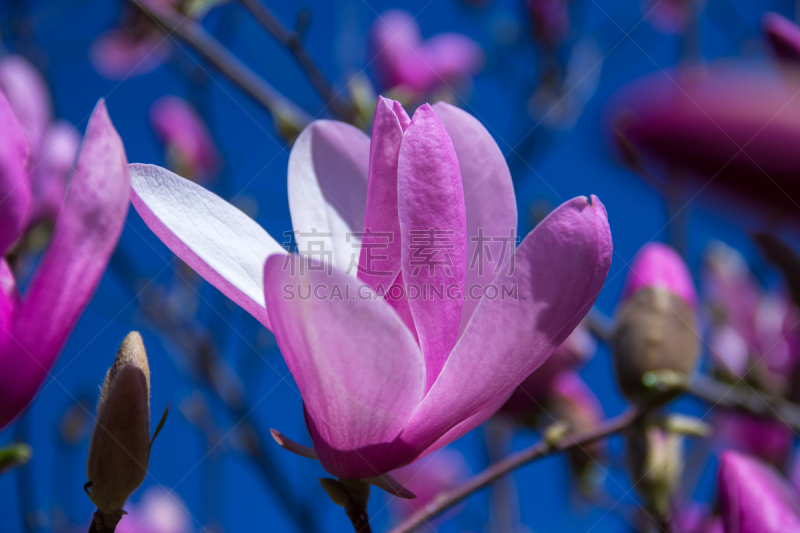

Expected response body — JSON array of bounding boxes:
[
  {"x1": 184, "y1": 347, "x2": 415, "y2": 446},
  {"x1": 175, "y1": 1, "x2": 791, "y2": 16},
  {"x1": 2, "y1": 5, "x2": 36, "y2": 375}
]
[
  {"x1": 237, "y1": 0, "x2": 356, "y2": 123},
  {"x1": 345, "y1": 502, "x2": 372, "y2": 533},
  {"x1": 134, "y1": 1, "x2": 311, "y2": 130},
  {"x1": 388, "y1": 408, "x2": 643, "y2": 533}
]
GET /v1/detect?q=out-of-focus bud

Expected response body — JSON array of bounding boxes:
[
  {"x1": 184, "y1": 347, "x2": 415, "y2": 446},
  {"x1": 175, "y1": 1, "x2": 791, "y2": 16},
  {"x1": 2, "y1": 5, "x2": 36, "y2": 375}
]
[
  {"x1": 370, "y1": 10, "x2": 483, "y2": 95},
  {"x1": 712, "y1": 411, "x2": 793, "y2": 468},
  {"x1": 0, "y1": 442, "x2": 32, "y2": 474},
  {"x1": 500, "y1": 323, "x2": 595, "y2": 420},
  {"x1": 641, "y1": 0, "x2": 696, "y2": 35},
  {"x1": 149, "y1": 96, "x2": 219, "y2": 183},
  {"x1": 607, "y1": 63, "x2": 800, "y2": 219},
  {"x1": 718, "y1": 450, "x2": 800, "y2": 533},
  {"x1": 525, "y1": 0, "x2": 569, "y2": 47},
  {"x1": 116, "y1": 487, "x2": 191, "y2": 533},
  {"x1": 86, "y1": 332, "x2": 151, "y2": 530},
  {"x1": 387, "y1": 448, "x2": 468, "y2": 521},
  {"x1": 0, "y1": 54, "x2": 52, "y2": 156},
  {"x1": 627, "y1": 425, "x2": 683, "y2": 518},
  {"x1": 612, "y1": 243, "x2": 699, "y2": 402},
  {"x1": 763, "y1": 12, "x2": 800, "y2": 63},
  {"x1": 547, "y1": 372, "x2": 604, "y2": 488}
]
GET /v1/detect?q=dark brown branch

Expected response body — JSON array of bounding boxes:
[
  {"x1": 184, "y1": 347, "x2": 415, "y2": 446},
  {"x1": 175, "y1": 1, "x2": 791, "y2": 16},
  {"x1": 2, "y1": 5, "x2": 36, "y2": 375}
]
[
  {"x1": 237, "y1": 0, "x2": 356, "y2": 123},
  {"x1": 134, "y1": 1, "x2": 311, "y2": 130},
  {"x1": 687, "y1": 373, "x2": 800, "y2": 431},
  {"x1": 388, "y1": 408, "x2": 643, "y2": 533}
]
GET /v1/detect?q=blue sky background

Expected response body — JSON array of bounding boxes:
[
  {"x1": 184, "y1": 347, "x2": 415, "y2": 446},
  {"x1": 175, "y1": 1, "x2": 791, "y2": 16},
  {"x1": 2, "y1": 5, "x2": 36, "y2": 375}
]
[{"x1": 0, "y1": 0, "x2": 795, "y2": 531}]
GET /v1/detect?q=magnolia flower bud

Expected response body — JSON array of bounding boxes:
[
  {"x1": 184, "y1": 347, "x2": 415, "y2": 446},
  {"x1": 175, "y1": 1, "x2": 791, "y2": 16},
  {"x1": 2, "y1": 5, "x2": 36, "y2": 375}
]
[
  {"x1": 86, "y1": 332, "x2": 151, "y2": 527},
  {"x1": 627, "y1": 425, "x2": 683, "y2": 518},
  {"x1": 612, "y1": 243, "x2": 699, "y2": 402}
]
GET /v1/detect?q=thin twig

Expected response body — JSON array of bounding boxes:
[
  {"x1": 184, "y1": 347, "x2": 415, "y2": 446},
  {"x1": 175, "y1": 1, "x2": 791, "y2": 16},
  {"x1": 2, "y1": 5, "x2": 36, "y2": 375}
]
[
  {"x1": 388, "y1": 408, "x2": 643, "y2": 533},
  {"x1": 134, "y1": 1, "x2": 311, "y2": 129},
  {"x1": 687, "y1": 373, "x2": 800, "y2": 431},
  {"x1": 237, "y1": 0, "x2": 356, "y2": 123}
]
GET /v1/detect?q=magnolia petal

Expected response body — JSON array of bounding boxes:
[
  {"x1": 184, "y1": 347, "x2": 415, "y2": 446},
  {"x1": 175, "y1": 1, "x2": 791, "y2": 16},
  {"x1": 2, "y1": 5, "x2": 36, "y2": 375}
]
[
  {"x1": 0, "y1": 91, "x2": 31, "y2": 257},
  {"x1": 263, "y1": 255, "x2": 424, "y2": 479},
  {"x1": 270, "y1": 428, "x2": 319, "y2": 460},
  {"x1": 288, "y1": 120, "x2": 369, "y2": 274},
  {"x1": 433, "y1": 102, "x2": 517, "y2": 329},
  {"x1": 402, "y1": 196, "x2": 612, "y2": 455},
  {"x1": 358, "y1": 97, "x2": 405, "y2": 291},
  {"x1": 0, "y1": 55, "x2": 52, "y2": 157},
  {"x1": 31, "y1": 120, "x2": 81, "y2": 222},
  {"x1": 130, "y1": 163, "x2": 284, "y2": 329},
  {"x1": 763, "y1": 12, "x2": 800, "y2": 62},
  {"x1": 398, "y1": 104, "x2": 466, "y2": 388},
  {"x1": 1, "y1": 100, "x2": 129, "y2": 430}
]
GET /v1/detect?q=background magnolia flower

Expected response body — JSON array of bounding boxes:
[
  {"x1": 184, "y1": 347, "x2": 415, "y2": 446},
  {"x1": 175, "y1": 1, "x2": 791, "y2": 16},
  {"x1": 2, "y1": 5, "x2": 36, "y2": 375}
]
[
  {"x1": 150, "y1": 96, "x2": 219, "y2": 183},
  {"x1": 0, "y1": 98, "x2": 130, "y2": 430},
  {"x1": 0, "y1": 54, "x2": 81, "y2": 224},
  {"x1": 608, "y1": 63, "x2": 800, "y2": 218},
  {"x1": 370, "y1": 10, "x2": 484, "y2": 94},
  {"x1": 718, "y1": 450, "x2": 800, "y2": 533},
  {"x1": 763, "y1": 12, "x2": 800, "y2": 63},
  {"x1": 613, "y1": 242, "x2": 699, "y2": 401},
  {"x1": 500, "y1": 323, "x2": 596, "y2": 416},
  {"x1": 712, "y1": 411, "x2": 793, "y2": 467},
  {"x1": 129, "y1": 97, "x2": 613, "y2": 479},
  {"x1": 116, "y1": 487, "x2": 192, "y2": 533},
  {"x1": 387, "y1": 447, "x2": 468, "y2": 520},
  {"x1": 641, "y1": 0, "x2": 697, "y2": 34},
  {"x1": 526, "y1": 0, "x2": 570, "y2": 46}
]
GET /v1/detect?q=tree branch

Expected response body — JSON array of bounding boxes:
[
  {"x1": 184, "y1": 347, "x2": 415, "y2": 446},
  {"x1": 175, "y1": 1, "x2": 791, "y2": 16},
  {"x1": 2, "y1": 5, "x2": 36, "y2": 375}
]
[
  {"x1": 134, "y1": 1, "x2": 311, "y2": 130},
  {"x1": 237, "y1": 0, "x2": 356, "y2": 123},
  {"x1": 388, "y1": 408, "x2": 643, "y2": 533},
  {"x1": 686, "y1": 373, "x2": 800, "y2": 430}
]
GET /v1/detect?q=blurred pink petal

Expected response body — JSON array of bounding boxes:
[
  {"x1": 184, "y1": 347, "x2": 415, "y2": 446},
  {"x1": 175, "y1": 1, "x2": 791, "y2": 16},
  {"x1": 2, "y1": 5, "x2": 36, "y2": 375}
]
[
  {"x1": 719, "y1": 450, "x2": 800, "y2": 533},
  {"x1": 501, "y1": 323, "x2": 595, "y2": 414},
  {"x1": 713, "y1": 411, "x2": 793, "y2": 467},
  {"x1": 763, "y1": 12, "x2": 800, "y2": 62},
  {"x1": 132, "y1": 100, "x2": 613, "y2": 479},
  {"x1": 0, "y1": 55, "x2": 52, "y2": 157},
  {"x1": 90, "y1": 29, "x2": 168, "y2": 80},
  {"x1": 622, "y1": 242, "x2": 697, "y2": 308},
  {"x1": 526, "y1": 0, "x2": 570, "y2": 45},
  {"x1": 371, "y1": 10, "x2": 483, "y2": 94},
  {"x1": 149, "y1": 96, "x2": 219, "y2": 182},
  {"x1": 30, "y1": 120, "x2": 80, "y2": 223},
  {"x1": 609, "y1": 63, "x2": 800, "y2": 217},
  {"x1": 0, "y1": 90, "x2": 32, "y2": 257},
  {"x1": 389, "y1": 447, "x2": 468, "y2": 519},
  {"x1": 0, "y1": 100, "x2": 129, "y2": 430},
  {"x1": 117, "y1": 487, "x2": 191, "y2": 533},
  {"x1": 642, "y1": 0, "x2": 693, "y2": 34}
]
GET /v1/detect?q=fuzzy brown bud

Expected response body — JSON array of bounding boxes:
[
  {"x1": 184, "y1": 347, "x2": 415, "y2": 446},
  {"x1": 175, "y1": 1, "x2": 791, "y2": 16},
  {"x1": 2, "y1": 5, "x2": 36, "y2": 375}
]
[
  {"x1": 86, "y1": 332, "x2": 151, "y2": 519},
  {"x1": 612, "y1": 286, "x2": 699, "y2": 402}
]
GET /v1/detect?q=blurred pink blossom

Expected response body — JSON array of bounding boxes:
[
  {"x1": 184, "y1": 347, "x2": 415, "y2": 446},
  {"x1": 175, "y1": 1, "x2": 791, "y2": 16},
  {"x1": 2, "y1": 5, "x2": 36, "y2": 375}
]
[
  {"x1": 718, "y1": 450, "x2": 800, "y2": 533},
  {"x1": 0, "y1": 98, "x2": 129, "y2": 430},
  {"x1": 712, "y1": 411, "x2": 793, "y2": 467},
  {"x1": 609, "y1": 63, "x2": 800, "y2": 218},
  {"x1": 526, "y1": 0, "x2": 570, "y2": 46},
  {"x1": 129, "y1": 96, "x2": 613, "y2": 479},
  {"x1": 117, "y1": 487, "x2": 192, "y2": 533},
  {"x1": 0, "y1": 55, "x2": 81, "y2": 224},
  {"x1": 642, "y1": 0, "x2": 695, "y2": 34},
  {"x1": 150, "y1": 96, "x2": 219, "y2": 183},
  {"x1": 763, "y1": 12, "x2": 800, "y2": 63},
  {"x1": 371, "y1": 10, "x2": 484, "y2": 94},
  {"x1": 388, "y1": 447, "x2": 468, "y2": 520}
]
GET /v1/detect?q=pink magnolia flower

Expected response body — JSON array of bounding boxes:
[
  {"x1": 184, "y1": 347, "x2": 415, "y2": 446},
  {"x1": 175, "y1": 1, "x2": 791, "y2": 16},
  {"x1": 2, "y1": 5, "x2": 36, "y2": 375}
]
[
  {"x1": 90, "y1": 0, "x2": 176, "y2": 80},
  {"x1": 129, "y1": 97, "x2": 612, "y2": 479},
  {"x1": 0, "y1": 98, "x2": 130, "y2": 430},
  {"x1": 388, "y1": 447, "x2": 468, "y2": 520},
  {"x1": 150, "y1": 96, "x2": 219, "y2": 183},
  {"x1": 501, "y1": 323, "x2": 595, "y2": 415},
  {"x1": 371, "y1": 10, "x2": 484, "y2": 94},
  {"x1": 609, "y1": 63, "x2": 800, "y2": 217},
  {"x1": 622, "y1": 242, "x2": 696, "y2": 308},
  {"x1": 0, "y1": 54, "x2": 81, "y2": 224},
  {"x1": 718, "y1": 450, "x2": 800, "y2": 533},
  {"x1": 116, "y1": 487, "x2": 192, "y2": 533},
  {"x1": 763, "y1": 12, "x2": 800, "y2": 62},
  {"x1": 703, "y1": 242, "x2": 800, "y2": 385}
]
